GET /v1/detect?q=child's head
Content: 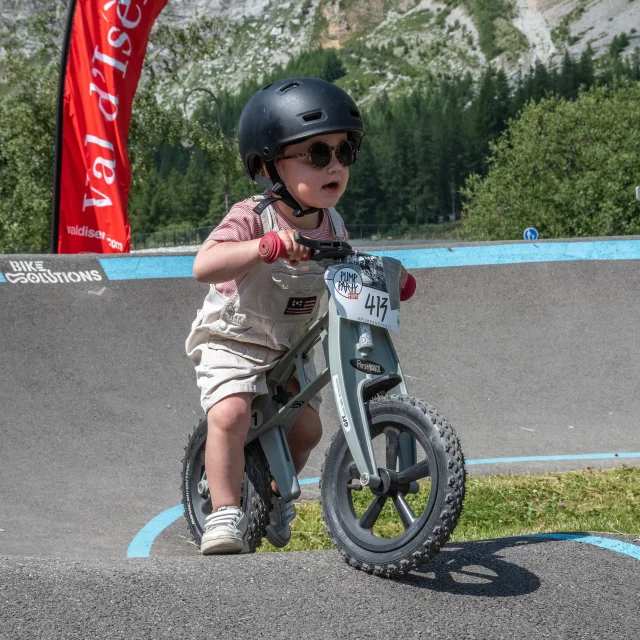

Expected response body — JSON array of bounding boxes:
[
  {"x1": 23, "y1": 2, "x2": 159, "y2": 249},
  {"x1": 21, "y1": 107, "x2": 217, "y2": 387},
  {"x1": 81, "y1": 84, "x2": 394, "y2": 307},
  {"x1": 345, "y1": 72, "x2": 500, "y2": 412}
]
[
  {"x1": 273, "y1": 131, "x2": 352, "y2": 211},
  {"x1": 238, "y1": 78, "x2": 365, "y2": 214}
]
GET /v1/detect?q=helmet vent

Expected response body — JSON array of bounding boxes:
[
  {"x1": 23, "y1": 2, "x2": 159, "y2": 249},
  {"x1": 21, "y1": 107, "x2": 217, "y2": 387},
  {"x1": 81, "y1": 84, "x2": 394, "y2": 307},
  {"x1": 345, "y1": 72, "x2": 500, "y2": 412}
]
[
  {"x1": 349, "y1": 109, "x2": 361, "y2": 119},
  {"x1": 279, "y1": 82, "x2": 299, "y2": 93},
  {"x1": 302, "y1": 111, "x2": 324, "y2": 122}
]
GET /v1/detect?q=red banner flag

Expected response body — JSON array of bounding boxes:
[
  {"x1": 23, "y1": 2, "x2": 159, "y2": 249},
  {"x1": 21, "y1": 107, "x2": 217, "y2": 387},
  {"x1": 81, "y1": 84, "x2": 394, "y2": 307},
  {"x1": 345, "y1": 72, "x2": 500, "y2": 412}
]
[{"x1": 55, "y1": 0, "x2": 168, "y2": 254}]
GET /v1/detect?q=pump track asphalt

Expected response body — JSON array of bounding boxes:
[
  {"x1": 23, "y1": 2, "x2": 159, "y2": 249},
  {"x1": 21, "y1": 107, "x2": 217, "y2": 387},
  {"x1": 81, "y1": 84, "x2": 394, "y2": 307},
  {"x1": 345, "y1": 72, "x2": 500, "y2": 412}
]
[{"x1": 1, "y1": 236, "x2": 638, "y2": 639}]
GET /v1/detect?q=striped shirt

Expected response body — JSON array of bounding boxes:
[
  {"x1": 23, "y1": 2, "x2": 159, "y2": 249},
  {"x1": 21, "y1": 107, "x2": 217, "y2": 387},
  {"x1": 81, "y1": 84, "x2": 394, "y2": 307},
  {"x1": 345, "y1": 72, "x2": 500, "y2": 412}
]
[{"x1": 204, "y1": 196, "x2": 348, "y2": 297}]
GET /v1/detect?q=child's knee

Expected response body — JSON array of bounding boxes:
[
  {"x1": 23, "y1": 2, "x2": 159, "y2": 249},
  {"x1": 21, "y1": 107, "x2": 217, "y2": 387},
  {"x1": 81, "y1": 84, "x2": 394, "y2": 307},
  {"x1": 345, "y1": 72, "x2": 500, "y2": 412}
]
[{"x1": 207, "y1": 393, "x2": 252, "y2": 436}]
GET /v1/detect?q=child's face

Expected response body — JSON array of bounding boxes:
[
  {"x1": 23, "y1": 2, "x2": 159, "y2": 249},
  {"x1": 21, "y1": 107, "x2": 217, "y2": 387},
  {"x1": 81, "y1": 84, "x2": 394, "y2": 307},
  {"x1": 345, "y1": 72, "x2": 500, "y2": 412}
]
[{"x1": 274, "y1": 132, "x2": 350, "y2": 211}]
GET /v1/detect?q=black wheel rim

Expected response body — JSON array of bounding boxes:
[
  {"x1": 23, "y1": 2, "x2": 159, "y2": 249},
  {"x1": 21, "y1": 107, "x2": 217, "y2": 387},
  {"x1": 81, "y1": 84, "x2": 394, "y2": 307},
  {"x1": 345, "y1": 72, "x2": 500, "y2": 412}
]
[{"x1": 334, "y1": 413, "x2": 440, "y2": 553}]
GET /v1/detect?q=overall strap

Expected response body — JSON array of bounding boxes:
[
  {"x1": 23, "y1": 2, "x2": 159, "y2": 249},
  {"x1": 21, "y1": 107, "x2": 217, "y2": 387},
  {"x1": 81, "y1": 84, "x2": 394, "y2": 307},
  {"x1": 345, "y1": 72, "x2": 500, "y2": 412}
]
[
  {"x1": 252, "y1": 196, "x2": 282, "y2": 215},
  {"x1": 251, "y1": 192, "x2": 280, "y2": 215},
  {"x1": 251, "y1": 193, "x2": 279, "y2": 233},
  {"x1": 259, "y1": 201, "x2": 279, "y2": 235},
  {"x1": 327, "y1": 207, "x2": 346, "y2": 240}
]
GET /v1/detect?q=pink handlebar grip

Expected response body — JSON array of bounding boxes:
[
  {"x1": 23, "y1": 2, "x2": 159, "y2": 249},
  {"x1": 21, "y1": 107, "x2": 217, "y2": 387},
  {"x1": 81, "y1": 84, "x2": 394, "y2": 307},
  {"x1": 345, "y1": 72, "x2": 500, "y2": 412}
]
[
  {"x1": 400, "y1": 273, "x2": 416, "y2": 301},
  {"x1": 259, "y1": 231, "x2": 310, "y2": 263},
  {"x1": 259, "y1": 231, "x2": 284, "y2": 264}
]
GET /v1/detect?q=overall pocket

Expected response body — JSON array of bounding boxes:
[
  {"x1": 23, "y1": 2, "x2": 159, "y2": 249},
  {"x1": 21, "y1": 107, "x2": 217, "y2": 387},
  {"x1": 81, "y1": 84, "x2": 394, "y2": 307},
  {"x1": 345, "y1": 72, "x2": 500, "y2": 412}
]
[{"x1": 271, "y1": 267, "x2": 325, "y2": 293}]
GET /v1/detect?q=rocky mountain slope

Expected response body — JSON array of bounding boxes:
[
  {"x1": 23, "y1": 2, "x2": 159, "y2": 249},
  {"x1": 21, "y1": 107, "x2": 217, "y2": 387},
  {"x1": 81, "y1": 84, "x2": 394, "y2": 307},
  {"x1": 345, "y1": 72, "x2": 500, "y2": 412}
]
[
  {"x1": 158, "y1": 0, "x2": 640, "y2": 101},
  {"x1": 4, "y1": 0, "x2": 640, "y2": 102}
]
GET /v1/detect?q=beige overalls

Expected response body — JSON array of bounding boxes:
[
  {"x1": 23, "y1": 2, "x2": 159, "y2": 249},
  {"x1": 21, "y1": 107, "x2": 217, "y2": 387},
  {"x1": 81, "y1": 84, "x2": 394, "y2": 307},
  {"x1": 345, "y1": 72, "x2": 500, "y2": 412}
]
[{"x1": 185, "y1": 196, "x2": 347, "y2": 415}]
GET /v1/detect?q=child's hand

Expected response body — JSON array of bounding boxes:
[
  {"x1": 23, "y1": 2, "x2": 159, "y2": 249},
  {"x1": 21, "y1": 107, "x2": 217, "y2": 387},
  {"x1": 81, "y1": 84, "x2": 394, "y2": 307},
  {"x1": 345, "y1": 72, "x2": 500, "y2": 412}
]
[{"x1": 277, "y1": 229, "x2": 310, "y2": 265}]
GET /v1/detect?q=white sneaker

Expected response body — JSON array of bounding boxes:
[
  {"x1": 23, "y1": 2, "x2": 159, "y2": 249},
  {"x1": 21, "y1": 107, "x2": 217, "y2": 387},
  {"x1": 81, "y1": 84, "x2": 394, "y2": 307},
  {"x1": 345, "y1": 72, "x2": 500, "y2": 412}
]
[
  {"x1": 201, "y1": 506, "x2": 248, "y2": 555},
  {"x1": 265, "y1": 495, "x2": 296, "y2": 548}
]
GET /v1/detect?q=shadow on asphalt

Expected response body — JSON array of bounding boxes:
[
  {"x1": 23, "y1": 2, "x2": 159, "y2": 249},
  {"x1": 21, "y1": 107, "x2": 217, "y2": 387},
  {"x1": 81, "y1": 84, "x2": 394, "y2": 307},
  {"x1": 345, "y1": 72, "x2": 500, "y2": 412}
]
[{"x1": 394, "y1": 535, "x2": 565, "y2": 596}]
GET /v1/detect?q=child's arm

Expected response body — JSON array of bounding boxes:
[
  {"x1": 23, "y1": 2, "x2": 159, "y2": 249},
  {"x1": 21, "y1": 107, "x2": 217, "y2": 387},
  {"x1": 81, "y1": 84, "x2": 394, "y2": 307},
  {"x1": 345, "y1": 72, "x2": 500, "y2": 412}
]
[
  {"x1": 193, "y1": 238, "x2": 262, "y2": 284},
  {"x1": 193, "y1": 230, "x2": 310, "y2": 284}
]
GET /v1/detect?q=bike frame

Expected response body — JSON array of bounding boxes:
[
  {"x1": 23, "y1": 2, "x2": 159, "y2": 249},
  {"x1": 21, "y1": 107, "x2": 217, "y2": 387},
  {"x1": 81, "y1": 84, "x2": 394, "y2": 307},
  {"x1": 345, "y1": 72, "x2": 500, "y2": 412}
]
[{"x1": 245, "y1": 268, "x2": 416, "y2": 502}]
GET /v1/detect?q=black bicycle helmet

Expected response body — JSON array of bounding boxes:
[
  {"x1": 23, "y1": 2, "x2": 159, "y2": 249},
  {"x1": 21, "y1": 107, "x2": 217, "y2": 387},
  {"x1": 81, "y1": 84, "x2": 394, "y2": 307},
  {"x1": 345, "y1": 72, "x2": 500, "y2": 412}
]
[{"x1": 238, "y1": 77, "x2": 365, "y2": 216}]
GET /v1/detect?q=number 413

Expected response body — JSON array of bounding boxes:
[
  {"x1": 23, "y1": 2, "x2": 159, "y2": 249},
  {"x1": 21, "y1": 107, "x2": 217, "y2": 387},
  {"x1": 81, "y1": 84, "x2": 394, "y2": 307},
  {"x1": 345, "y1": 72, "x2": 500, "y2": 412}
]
[{"x1": 365, "y1": 293, "x2": 388, "y2": 322}]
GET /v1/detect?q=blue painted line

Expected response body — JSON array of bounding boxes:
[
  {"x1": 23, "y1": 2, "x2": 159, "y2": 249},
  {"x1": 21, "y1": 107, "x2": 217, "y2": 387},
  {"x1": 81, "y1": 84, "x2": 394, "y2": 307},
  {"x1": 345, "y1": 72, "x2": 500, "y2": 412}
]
[
  {"x1": 528, "y1": 534, "x2": 640, "y2": 560},
  {"x1": 466, "y1": 452, "x2": 640, "y2": 465},
  {"x1": 93, "y1": 240, "x2": 640, "y2": 281},
  {"x1": 129, "y1": 452, "x2": 640, "y2": 557},
  {"x1": 368, "y1": 239, "x2": 640, "y2": 270},
  {"x1": 127, "y1": 480, "x2": 318, "y2": 557},
  {"x1": 99, "y1": 256, "x2": 194, "y2": 280},
  {"x1": 127, "y1": 504, "x2": 184, "y2": 558},
  {"x1": 127, "y1": 515, "x2": 640, "y2": 562},
  {"x1": 0, "y1": 272, "x2": 5, "y2": 283}
]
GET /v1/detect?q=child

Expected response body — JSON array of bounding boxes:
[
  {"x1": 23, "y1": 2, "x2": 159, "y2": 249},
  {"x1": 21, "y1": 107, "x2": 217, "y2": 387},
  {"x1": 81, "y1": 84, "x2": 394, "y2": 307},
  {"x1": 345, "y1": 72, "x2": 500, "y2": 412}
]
[{"x1": 185, "y1": 77, "x2": 408, "y2": 555}]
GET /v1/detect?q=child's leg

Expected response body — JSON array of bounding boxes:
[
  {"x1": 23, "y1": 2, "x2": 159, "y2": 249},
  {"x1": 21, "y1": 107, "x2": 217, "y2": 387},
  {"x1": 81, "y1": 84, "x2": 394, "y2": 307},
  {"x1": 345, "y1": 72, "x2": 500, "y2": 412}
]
[
  {"x1": 205, "y1": 392, "x2": 253, "y2": 511},
  {"x1": 284, "y1": 379, "x2": 323, "y2": 474}
]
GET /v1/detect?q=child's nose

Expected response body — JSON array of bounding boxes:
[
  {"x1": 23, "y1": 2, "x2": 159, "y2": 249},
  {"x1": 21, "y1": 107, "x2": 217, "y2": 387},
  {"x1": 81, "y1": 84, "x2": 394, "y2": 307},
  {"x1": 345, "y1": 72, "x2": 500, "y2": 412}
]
[{"x1": 327, "y1": 151, "x2": 343, "y2": 172}]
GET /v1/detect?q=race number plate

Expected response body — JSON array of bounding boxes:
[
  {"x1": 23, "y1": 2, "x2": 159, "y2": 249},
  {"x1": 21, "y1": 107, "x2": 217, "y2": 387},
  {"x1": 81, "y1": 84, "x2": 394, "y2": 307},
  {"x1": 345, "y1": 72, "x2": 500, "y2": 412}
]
[{"x1": 325, "y1": 255, "x2": 400, "y2": 332}]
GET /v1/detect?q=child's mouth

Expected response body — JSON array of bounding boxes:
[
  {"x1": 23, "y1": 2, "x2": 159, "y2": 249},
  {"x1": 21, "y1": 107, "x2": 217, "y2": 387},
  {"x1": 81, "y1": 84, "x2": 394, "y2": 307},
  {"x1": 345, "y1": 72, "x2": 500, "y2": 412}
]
[{"x1": 322, "y1": 181, "x2": 340, "y2": 193}]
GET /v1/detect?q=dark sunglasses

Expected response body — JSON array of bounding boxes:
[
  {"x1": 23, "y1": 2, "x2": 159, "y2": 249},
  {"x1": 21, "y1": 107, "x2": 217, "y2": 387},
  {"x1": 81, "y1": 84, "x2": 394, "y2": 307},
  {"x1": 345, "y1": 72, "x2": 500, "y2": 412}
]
[{"x1": 280, "y1": 140, "x2": 357, "y2": 168}]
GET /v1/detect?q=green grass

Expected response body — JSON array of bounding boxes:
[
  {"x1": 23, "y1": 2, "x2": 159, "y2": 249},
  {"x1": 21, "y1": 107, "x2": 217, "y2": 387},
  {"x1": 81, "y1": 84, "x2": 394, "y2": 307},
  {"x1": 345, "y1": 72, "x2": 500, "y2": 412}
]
[{"x1": 257, "y1": 466, "x2": 640, "y2": 552}]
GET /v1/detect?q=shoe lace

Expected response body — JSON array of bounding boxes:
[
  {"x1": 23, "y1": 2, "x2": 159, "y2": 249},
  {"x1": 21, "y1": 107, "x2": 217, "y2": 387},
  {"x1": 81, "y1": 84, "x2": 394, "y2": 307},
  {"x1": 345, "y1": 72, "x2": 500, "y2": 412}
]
[{"x1": 205, "y1": 508, "x2": 242, "y2": 532}]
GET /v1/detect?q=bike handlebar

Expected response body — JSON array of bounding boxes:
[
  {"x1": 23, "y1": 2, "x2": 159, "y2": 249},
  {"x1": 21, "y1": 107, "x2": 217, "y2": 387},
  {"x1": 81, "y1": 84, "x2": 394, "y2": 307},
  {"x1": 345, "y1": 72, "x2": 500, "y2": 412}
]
[
  {"x1": 259, "y1": 231, "x2": 417, "y2": 301},
  {"x1": 258, "y1": 231, "x2": 311, "y2": 264}
]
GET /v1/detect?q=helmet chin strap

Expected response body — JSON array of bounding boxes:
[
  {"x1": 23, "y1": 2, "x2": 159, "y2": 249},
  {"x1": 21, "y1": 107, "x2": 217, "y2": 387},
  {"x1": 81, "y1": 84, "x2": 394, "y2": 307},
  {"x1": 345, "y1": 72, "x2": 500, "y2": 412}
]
[{"x1": 252, "y1": 162, "x2": 320, "y2": 218}]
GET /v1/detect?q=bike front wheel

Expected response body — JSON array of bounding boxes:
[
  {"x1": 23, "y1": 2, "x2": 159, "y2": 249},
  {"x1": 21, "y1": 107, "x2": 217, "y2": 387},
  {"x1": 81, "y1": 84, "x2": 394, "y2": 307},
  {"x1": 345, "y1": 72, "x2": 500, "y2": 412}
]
[{"x1": 320, "y1": 394, "x2": 465, "y2": 577}]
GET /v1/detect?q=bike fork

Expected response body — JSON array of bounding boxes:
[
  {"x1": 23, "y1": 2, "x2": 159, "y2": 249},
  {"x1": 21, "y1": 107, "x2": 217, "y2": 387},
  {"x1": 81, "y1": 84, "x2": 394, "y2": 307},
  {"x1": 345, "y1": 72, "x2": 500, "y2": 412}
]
[{"x1": 327, "y1": 300, "x2": 417, "y2": 489}]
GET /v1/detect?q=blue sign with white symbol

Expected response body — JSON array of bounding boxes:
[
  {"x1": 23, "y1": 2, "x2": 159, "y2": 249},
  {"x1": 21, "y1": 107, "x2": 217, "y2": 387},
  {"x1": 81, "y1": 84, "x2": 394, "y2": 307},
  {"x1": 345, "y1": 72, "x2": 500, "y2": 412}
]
[{"x1": 524, "y1": 227, "x2": 538, "y2": 240}]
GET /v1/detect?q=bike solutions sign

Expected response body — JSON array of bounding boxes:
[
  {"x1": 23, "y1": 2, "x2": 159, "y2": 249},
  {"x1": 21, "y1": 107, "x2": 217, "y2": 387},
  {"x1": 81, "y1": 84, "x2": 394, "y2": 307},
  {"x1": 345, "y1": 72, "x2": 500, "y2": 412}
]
[
  {"x1": 325, "y1": 255, "x2": 400, "y2": 332},
  {"x1": 0, "y1": 259, "x2": 104, "y2": 285}
]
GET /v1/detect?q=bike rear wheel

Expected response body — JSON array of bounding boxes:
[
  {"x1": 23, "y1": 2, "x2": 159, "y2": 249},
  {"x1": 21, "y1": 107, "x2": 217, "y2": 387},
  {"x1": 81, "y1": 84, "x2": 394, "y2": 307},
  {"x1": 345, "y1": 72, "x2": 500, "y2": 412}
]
[
  {"x1": 181, "y1": 417, "x2": 272, "y2": 552},
  {"x1": 320, "y1": 394, "x2": 465, "y2": 577}
]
